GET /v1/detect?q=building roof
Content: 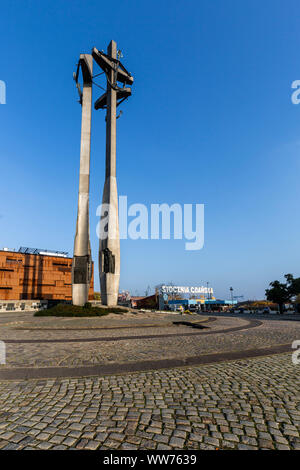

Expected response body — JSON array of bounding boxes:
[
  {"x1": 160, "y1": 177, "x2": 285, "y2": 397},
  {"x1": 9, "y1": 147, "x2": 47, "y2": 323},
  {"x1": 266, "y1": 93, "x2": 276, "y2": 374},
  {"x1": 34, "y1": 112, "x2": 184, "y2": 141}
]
[{"x1": 2, "y1": 247, "x2": 69, "y2": 258}]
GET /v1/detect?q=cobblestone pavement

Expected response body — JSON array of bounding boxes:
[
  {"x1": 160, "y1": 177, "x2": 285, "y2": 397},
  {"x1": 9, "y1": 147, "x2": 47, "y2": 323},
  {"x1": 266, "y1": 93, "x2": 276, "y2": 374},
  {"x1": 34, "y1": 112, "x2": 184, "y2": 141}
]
[
  {"x1": 0, "y1": 353, "x2": 299, "y2": 450},
  {"x1": 0, "y1": 312, "x2": 300, "y2": 368}
]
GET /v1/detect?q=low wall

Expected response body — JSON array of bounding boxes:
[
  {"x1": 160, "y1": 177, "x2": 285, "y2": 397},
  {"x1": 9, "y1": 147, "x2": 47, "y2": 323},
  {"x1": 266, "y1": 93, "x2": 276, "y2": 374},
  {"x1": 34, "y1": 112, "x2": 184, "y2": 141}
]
[{"x1": 0, "y1": 299, "x2": 48, "y2": 312}]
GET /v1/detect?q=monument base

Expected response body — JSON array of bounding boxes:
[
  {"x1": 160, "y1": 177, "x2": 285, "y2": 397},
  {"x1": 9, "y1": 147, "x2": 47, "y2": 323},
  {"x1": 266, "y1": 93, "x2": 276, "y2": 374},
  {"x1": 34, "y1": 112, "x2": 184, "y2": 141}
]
[
  {"x1": 72, "y1": 284, "x2": 89, "y2": 306},
  {"x1": 100, "y1": 272, "x2": 120, "y2": 306}
]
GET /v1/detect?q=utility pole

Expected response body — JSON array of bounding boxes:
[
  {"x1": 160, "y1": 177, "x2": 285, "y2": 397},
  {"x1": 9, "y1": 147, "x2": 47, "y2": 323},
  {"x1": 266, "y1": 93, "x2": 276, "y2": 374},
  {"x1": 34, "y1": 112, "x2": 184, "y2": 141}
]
[
  {"x1": 230, "y1": 286, "x2": 234, "y2": 306},
  {"x1": 206, "y1": 281, "x2": 210, "y2": 300},
  {"x1": 92, "y1": 41, "x2": 133, "y2": 305},
  {"x1": 72, "y1": 54, "x2": 93, "y2": 306}
]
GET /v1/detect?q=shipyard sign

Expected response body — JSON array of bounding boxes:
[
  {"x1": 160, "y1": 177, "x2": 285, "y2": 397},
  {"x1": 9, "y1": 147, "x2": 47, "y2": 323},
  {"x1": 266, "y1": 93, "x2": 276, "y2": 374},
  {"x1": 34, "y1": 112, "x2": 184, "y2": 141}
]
[{"x1": 160, "y1": 285, "x2": 213, "y2": 295}]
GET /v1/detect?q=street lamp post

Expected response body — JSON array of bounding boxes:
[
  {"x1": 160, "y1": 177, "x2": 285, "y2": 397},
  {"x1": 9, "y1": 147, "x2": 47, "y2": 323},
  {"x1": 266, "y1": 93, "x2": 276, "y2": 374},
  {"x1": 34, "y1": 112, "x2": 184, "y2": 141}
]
[{"x1": 230, "y1": 287, "x2": 234, "y2": 306}]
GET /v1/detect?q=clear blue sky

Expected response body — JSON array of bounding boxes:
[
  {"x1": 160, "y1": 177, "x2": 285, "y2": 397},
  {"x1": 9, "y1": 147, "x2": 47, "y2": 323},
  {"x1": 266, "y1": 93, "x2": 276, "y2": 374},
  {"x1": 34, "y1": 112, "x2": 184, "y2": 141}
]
[{"x1": 1, "y1": 0, "x2": 299, "y2": 299}]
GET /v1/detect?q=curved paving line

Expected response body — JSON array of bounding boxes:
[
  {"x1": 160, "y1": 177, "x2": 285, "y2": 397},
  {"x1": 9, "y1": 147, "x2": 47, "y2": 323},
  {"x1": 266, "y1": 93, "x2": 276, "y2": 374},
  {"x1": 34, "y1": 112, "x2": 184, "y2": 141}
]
[
  {"x1": 11, "y1": 316, "x2": 216, "y2": 331},
  {"x1": 0, "y1": 342, "x2": 291, "y2": 381},
  {"x1": 4, "y1": 319, "x2": 261, "y2": 344}
]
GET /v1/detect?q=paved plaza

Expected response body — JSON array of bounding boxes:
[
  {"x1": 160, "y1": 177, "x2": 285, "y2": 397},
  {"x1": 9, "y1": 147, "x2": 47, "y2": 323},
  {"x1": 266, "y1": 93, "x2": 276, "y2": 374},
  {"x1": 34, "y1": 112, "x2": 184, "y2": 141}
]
[{"x1": 0, "y1": 311, "x2": 300, "y2": 450}]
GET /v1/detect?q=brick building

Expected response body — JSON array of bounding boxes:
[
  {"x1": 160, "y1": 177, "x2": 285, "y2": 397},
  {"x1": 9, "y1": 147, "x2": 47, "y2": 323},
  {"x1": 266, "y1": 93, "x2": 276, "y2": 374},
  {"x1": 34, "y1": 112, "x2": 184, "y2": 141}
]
[{"x1": 0, "y1": 247, "x2": 94, "y2": 301}]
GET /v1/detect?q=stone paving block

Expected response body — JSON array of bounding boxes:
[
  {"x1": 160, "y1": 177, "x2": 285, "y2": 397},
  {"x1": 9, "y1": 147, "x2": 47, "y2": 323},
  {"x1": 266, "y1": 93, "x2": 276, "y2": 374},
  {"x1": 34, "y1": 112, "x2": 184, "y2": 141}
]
[
  {"x1": 204, "y1": 436, "x2": 219, "y2": 447},
  {"x1": 103, "y1": 439, "x2": 121, "y2": 449},
  {"x1": 245, "y1": 427, "x2": 257, "y2": 437},
  {"x1": 157, "y1": 443, "x2": 172, "y2": 450},
  {"x1": 0, "y1": 432, "x2": 15, "y2": 440},
  {"x1": 258, "y1": 439, "x2": 274, "y2": 449},
  {"x1": 84, "y1": 440, "x2": 101, "y2": 450},
  {"x1": 153, "y1": 434, "x2": 169, "y2": 444},
  {"x1": 27, "y1": 429, "x2": 40, "y2": 437},
  {"x1": 36, "y1": 432, "x2": 51, "y2": 441},
  {"x1": 37, "y1": 442, "x2": 53, "y2": 450},
  {"x1": 76, "y1": 438, "x2": 88, "y2": 449},
  {"x1": 291, "y1": 442, "x2": 300, "y2": 450},
  {"x1": 14, "y1": 426, "x2": 31, "y2": 433},
  {"x1": 273, "y1": 435, "x2": 289, "y2": 445},
  {"x1": 199, "y1": 443, "x2": 216, "y2": 450},
  {"x1": 220, "y1": 440, "x2": 236, "y2": 449},
  {"x1": 120, "y1": 442, "x2": 139, "y2": 450},
  {"x1": 140, "y1": 439, "x2": 157, "y2": 449},
  {"x1": 3, "y1": 442, "x2": 22, "y2": 450},
  {"x1": 57, "y1": 429, "x2": 70, "y2": 436},
  {"x1": 276, "y1": 444, "x2": 291, "y2": 450},
  {"x1": 223, "y1": 433, "x2": 240, "y2": 443},
  {"x1": 237, "y1": 444, "x2": 257, "y2": 450},
  {"x1": 0, "y1": 316, "x2": 300, "y2": 452},
  {"x1": 49, "y1": 435, "x2": 66, "y2": 445},
  {"x1": 62, "y1": 437, "x2": 78, "y2": 447},
  {"x1": 283, "y1": 429, "x2": 299, "y2": 438},
  {"x1": 169, "y1": 436, "x2": 185, "y2": 448},
  {"x1": 241, "y1": 436, "x2": 257, "y2": 446}
]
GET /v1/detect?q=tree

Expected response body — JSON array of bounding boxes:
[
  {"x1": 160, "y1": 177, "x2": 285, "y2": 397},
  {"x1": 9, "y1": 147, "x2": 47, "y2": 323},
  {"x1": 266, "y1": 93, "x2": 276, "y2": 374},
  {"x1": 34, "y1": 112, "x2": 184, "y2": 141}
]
[
  {"x1": 266, "y1": 273, "x2": 300, "y2": 314},
  {"x1": 93, "y1": 292, "x2": 101, "y2": 301},
  {"x1": 265, "y1": 280, "x2": 290, "y2": 314},
  {"x1": 295, "y1": 294, "x2": 300, "y2": 313},
  {"x1": 285, "y1": 274, "x2": 300, "y2": 298}
]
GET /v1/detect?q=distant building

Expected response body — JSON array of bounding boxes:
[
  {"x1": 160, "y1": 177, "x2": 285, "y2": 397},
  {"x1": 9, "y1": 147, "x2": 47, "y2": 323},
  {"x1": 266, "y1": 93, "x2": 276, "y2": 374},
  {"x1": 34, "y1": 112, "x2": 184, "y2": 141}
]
[
  {"x1": 0, "y1": 247, "x2": 94, "y2": 301},
  {"x1": 168, "y1": 298, "x2": 237, "y2": 311},
  {"x1": 131, "y1": 295, "x2": 158, "y2": 309}
]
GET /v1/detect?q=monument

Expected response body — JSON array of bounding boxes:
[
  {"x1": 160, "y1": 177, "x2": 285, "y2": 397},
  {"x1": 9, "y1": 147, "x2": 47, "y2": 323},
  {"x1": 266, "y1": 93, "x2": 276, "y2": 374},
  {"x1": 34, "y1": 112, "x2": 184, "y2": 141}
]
[
  {"x1": 92, "y1": 41, "x2": 134, "y2": 305},
  {"x1": 72, "y1": 54, "x2": 93, "y2": 306},
  {"x1": 71, "y1": 42, "x2": 133, "y2": 306}
]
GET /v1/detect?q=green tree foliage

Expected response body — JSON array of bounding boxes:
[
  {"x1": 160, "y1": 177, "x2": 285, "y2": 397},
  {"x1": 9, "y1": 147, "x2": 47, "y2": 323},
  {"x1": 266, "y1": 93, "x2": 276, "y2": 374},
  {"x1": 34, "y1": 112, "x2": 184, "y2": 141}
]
[
  {"x1": 285, "y1": 274, "x2": 300, "y2": 297},
  {"x1": 295, "y1": 294, "x2": 300, "y2": 313},
  {"x1": 265, "y1": 281, "x2": 290, "y2": 314},
  {"x1": 265, "y1": 274, "x2": 300, "y2": 314}
]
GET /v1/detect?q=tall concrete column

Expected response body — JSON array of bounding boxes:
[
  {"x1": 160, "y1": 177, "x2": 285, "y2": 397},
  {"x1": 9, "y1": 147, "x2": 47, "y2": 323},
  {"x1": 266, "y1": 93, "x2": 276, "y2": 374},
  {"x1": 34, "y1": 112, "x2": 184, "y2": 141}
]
[
  {"x1": 99, "y1": 40, "x2": 120, "y2": 306},
  {"x1": 72, "y1": 54, "x2": 93, "y2": 306}
]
